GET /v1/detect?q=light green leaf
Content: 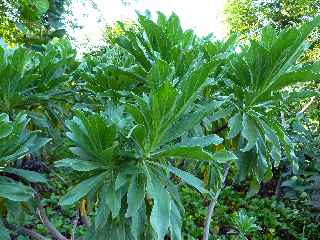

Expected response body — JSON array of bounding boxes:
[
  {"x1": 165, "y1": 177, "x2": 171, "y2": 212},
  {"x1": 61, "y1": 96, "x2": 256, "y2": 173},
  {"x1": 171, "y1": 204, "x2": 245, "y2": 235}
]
[
  {"x1": 34, "y1": 0, "x2": 50, "y2": 15},
  {"x1": 241, "y1": 114, "x2": 259, "y2": 152},
  {"x1": 0, "y1": 114, "x2": 12, "y2": 139},
  {"x1": 59, "y1": 172, "x2": 106, "y2": 206},
  {"x1": 154, "y1": 146, "x2": 213, "y2": 161},
  {"x1": 246, "y1": 177, "x2": 260, "y2": 198},
  {"x1": 212, "y1": 150, "x2": 238, "y2": 163},
  {"x1": 147, "y1": 60, "x2": 175, "y2": 89},
  {"x1": 169, "y1": 201, "x2": 182, "y2": 240},
  {"x1": 105, "y1": 182, "x2": 122, "y2": 219},
  {"x1": 126, "y1": 175, "x2": 145, "y2": 217},
  {"x1": 55, "y1": 158, "x2": 102, "y2": 172},
  {"x1": 95, "y1": 185, "x2": 110, "y2": 231},
  {"x1": 161, "y1": 164, "x2": 207, "y2": 194},
  {"x1": 271, "y1": 69, "x2": 320, "y2": 91},
  {"x1": 227, "y1": 112, "x2": 243, "y2": 139},
  {"x1": 4, "y1": 168, "x2": 47, "y2": 183},
  {"x1": 0, "y1": 219, "x2": 10, "y2": 240},
  {"x1": 161, "y1": 99, "x2": 227, "y2": 144},
  {"x1": 115, "y1": 172, "x2": 129, "y2": 190},
  {"x1": 0, "y1": 178, "x2": 33, "y2": 202},
  {"x1": 131, "y1": 205, "x2": 146, "y2": 240},
  {"x1": 178, "y1": 134, "x2": 223, "y2": 147},
  {"x1": 147, "y1": 173, "x2": 170, "y2": 240}
]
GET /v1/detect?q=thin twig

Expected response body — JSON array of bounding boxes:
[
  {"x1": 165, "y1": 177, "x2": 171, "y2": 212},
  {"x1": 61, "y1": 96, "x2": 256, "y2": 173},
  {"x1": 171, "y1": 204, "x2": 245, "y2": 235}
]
[
  {"x1": 275, "y1": 175, "x2": 282, "y2": 199},
  {"x1": 203, "y1": 163, "x2": 229, "y2": 240}
]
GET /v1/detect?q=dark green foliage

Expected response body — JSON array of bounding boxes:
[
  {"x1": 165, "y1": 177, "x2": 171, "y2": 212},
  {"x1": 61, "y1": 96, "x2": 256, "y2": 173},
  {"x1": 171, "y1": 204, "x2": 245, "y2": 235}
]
[
  {"x1": 182, "y1": 186, "x2": 320, "y2": 240},
  {"x1": 0, "y1": 9, "x2": 320, "y2": 240}
]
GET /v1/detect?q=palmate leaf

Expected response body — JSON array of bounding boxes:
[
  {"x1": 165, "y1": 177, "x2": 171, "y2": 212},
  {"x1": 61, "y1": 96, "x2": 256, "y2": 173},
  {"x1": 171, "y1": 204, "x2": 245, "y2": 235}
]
[
  {"x1": 0, "y1": 112, "x2": 49, "y2": 168},
  {"x1": 147, "y1": 60, "x2": 175, "y2": 89},
  {"x1": 0, "y1": 39, "x2": 76, "y2": 114},
  {"x1": 138, "y1": 14, "x2": 171, "y2": 61},
  {"x1": 160, "y1": 99, "x2": 227, "y2": 145},
  {"x1": 127, "y1": 59, "x2": 222, "y2": 153},
  {"x1": 65, "y1": 111, "x2": 117, "y2": 162},
  {"x1": 60, "y1": 12, "x2": 237, "y2": 240},
  {"x1": 223, "y1": 17, "x2": 320, "y2": 183},
  {"x1": 115, "y1": 11, "x2": 202, "y2": 84},
  {"x1": 225, "y1": 16, "x2": 320, "y2": 109}
]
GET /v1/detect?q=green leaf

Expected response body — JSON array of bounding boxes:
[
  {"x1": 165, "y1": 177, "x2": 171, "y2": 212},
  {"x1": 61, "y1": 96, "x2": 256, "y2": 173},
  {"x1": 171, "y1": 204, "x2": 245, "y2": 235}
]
[
  {"x1": 138, "y1": 15, "x2": 171, "y2": 61},
  {"x1": 55, "y1": 158, "x2": 102, "y2": 172},
  {"x1": 147, "y1": 172, "x2": 170, "y2": 240},
  {"x1": 131, "y1": 204, "x2": 146, "y2": 240},
  {"x1": 246, "y1": 177, "x2": 260, "y2": 198},
  {"x1": 34, "y1": 0, "x2": 50, "y2": 15},
  {"x1": 169, "y1": 201, "x2": 182, "y2": 240},
  {"x1": 176, "y1": 62, "x2": 217, "y2": 115},
  {"x1": 154, "y1": 146, "x2": 213, "y2": 161},
  {"x1": 25, "y1": 137, "x2": 51, "y2": 153},
  {"x1": 116, "y1": 36, "x2": 151, "y2": 70},
  {"x1": 0, "y1": 114, "x2": 12, "y2": 139},
  {"x1": 0, "y1": 219, "x2": 10, "y2": 240},
  {"x1": 126, "y1": 175, "x2": 145, "y2": 217},
  {"x1": 227, "y1": 112, "x2": 243, "y2": 139},
  {"x1": 95, "y1": 186, "x2": 110, "y2": 231},
  {"x1": 4, "y1": 168, "x2": 47, "y2": 183},
  {"x1": 178, "y1": 134, "x2": 223, "y2": 147},
  {"x1": 115, "y1": 172, "x2": 129, "y2": 190},
  {"x1": 161, "y1": 164, "x2": 207, "y2": 194},
  {"x1": 212, "y1": 150, "x2": 238, "y2": 163},
  {"x1": 270, "y1": 69, "x2": 320, "y2": 91},
  {"x1": 105, "y1": 182, "x2": 122, "y2": 219},
  {"x1": 241, "y1": 114, "x2": 259, "y2": 152},
  {"x1": 162, "y1": 100, "x2": 227, "y2": 144},
  {"x1": 0, "y1": 178, "x2": 33, "y2": 202},
  {"x1": 147, "y1": 60, "x2": 175, "y2": 89},
  {"x1": 59, "y1": 172, "x2": 106, "y2": 206}
]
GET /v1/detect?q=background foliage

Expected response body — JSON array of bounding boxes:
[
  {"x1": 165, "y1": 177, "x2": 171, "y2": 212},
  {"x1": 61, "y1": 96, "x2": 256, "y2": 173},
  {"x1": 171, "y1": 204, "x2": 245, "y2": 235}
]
[{"x1": 0, "y1": 1, "x2": 319, "y2": 240}]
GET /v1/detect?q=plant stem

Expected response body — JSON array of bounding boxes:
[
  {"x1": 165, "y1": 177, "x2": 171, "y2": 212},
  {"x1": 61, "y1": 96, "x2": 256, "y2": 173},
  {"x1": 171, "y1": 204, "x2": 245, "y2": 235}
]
[
  {"x1": 3, "y1": 219, "x2": 49, "y2": 240},
  {"x1": 71, "y1": 209, "x2": 80, "y2": 240},
  {"x1": 16, "y1": 227, "x2": 49, "y2": 240},
  {"x1": 81, "y1": 211, "x2": 91, "y2": 228},
  {"x1": 37, "y1": 203, "x2": 68, "y2": 240},
  {"x1": 203, "y1": 163, "x2": 229, "y2": 240}
]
